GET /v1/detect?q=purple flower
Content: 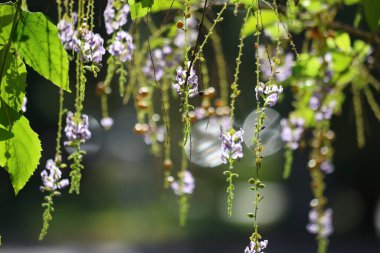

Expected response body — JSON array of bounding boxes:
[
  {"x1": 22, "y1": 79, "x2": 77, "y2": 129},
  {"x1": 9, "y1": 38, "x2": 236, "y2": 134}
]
[
  {"x1": 40, "y1": 159, "x2": 69, "y2": 192},
  {"x1": 255, "y1": 82, "x2": 265, "y2": 100},
  {"x1": 309, "y1": 95, "x2": 320, "y2": 111},
  {"x1": 172, "y1": 62, "x2": 199, "y2": 98},
  {"x1": 307, "y1": 208, "x2": 333, "y2": 238},
  {"x1": 108, "y1": 31, "x2": 135, "y2": 62},
  {"x1": 320, "y1": 160, "x2": 335, "y2": 174},
  {"x1": 100, "y1": 117, "x2": 114, "y2": 129},
  {"x1": 73, "y1": 28, "x2": 106, "y2": 63},
  {"x1": 264, "y1": 84, "x2": 283, "y2": 107},
  {"x1": 104, "y1": 0, "x2": 130, "y2": 34},
  {"x1": 143, "y1": 45, "x2": 175, "y2": 81},
  {"x1": 244, "y1": 239, "x2": 268, "y2": 253},
  {"x1": 174, "y1": 17, "x2": 198, "y2": 48},
  {"x1": 21, "y1": 96, "x2": 27, "y2": 112},
  {"x1": 281, "y1": 116, "x2": 305, "y2": 150},
  {"x1": 220, "y1": 128, "x2": 244, "y2": 164},
  {"x1": 315, "y1": 100, "x2": 336, "y2": 121},
  {"x1": 258, "y1": 45, "x2": 293, "y2": 82},
  {"x1": 143, "y1": 125, "x2": 166, "y2": 145},
  {"x1": 64, "y1": 111, "x2": 92, "y2": 146},
  {"x1": 171, "y1": 170, "x2": 195, "y2": 195},
  {"x1": 57, "y1": 13, "x2": 77, "y2": 50}
]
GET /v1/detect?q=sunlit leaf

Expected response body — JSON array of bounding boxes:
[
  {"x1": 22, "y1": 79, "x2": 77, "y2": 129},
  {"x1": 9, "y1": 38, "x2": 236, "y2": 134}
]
[
  {"x1": 13, "y1": 10, "x2": 70, "y2": 91},
  {"x1": 0, "y1": 99, "x2": 41, "y2": 195}
]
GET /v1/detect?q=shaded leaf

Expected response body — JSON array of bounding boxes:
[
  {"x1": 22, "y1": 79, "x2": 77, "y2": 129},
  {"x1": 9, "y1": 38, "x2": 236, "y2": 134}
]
[
  {"x1": 0, "y1": 49, "x2": 26, "y2": 112},
  {"x1": 363, "y1": 0, "x2": 380, "y2": 31}
]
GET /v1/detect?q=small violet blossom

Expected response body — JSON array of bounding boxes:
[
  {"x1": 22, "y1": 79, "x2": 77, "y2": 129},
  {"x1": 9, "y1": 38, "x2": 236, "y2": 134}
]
[
  {"x1": 64, "y1": 111, "x2": 92, "y2": 146},
  {"x1": 100, "y1": 117, "x2": 114, "y2": 129},
  {"x1": 320, "y1": 160, "x2": 335, "y2": 174},
  {"x1": 244, "y1": 239, "x2": 268, "y2": 253},
  {"x1": 40, "y1": 159, "x2": 69, "y2": 192},
  {"x1": 263, "y1": 84, "x2": 283, "y2": 107},
  {"x1": 307, "y1": 208, "x2": 334, "y2": 238},
  {"x1": 21, "y1": 96, "x2": 27, "y2": 113},
  {"x1": 172, "y1": 62, "x2": 199, "y2": 98},
  {"x1": 73, "y1": 28, "x2": 106, "y2": 63},
  {"x1": 108, "y1": 31, "x2": 135, "y2": 62},
  {"x1": 220, "y1": 128, "x2": 244, "y2": 164},
  {"x1": 281, "y1": 116, "x2": 305, "y2": 150},
  {"x1": 104, "y1": 0, "x2": 130, "y2": 34},
  {"x1": 171, "y1": 170, "x2": 195, "y2": 195}
]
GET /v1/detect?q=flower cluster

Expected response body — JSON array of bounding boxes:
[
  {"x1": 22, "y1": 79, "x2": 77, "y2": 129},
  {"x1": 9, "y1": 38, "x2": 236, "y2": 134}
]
[
  {"x1": 108, "y1": 31, "x2": 135, "y2": 62},
  {"x1": 280, "y1": 116, "x2": 305, "y2": 150},
  {"x1": 220, "y1": 128, "x2": 244, "y2": 164},
  {"x1": 306, "y1": 208, "x2": 334, "y2": 238},
  {"x1": 174, "y1": 17, "x2": 198, "y2": 48},
  {"x1": 255, "y1": 82, "x2": 283, "y2": 107},
  {"x1": 171, "y1": 170, "x2": 195, "y2": 195},
  {"x1": 64, "y1": 111, "x2": 92, "y2": 145},
  {"x1": 309, "y1": 94, "x2": 336, "y2": 121},
  {"x1": 259, "y1": 46, "x2": 293, "y2": 82},
  {"x1": 172, "y1": 62, "x2": 199, "y2": 98},
  {"x1": 73, "y1": 28, "x2": 106, "y2": 63},
  {"x1": 143, "y1": 45, "x2": 177, "y2": 81},
  {"x1": 244, "y1": 239, "x2": 268, "y2": 253},
  {"x1": 104, "y1": 0, "x2": 130, "y2": 34},
  {"x1": 40, "y1": 160, "x2": 69, "y2": 192},
  {"x1": 57, "y1": 13, "x2": 77, "y2": 50},
  {"x1": 143, "y1": 125, "x2": 166, "y2": 146}
]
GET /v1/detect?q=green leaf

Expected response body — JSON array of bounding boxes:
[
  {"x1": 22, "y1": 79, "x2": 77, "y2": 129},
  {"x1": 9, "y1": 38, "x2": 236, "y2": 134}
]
[
  {"x1": 243, "y1": 10, "x2": 278, "y2": 36},
  {"x1": 0, "y1": 49, "x2": 26, "y2": 112},
  {"x1": 0, "y1": 3, "x2": 16, "y2": 50},
  {"x1": 335, "y1": 33, "x2": 351, "y2": 53},
  {"x1": 363, "y1": 0, "x2": 380, "y2": 31},
  {"x1": 0, "y1": 100, "x2": 41, "y2": 195},
  {"x1": 0, "y1": 127, "x2": 14, "y2": 141},
  {"x1": 13, "y1": 10, "x2": 70, "y2": 91},
  {"x1": 128, "y1": 0, "x2": 154, "y2": 20},
  {"x1": 344, "y1": 0, "x2": 362, "y2": 5}
]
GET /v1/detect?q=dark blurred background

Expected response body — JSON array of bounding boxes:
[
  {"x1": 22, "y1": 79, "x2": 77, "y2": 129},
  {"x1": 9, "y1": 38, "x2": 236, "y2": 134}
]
[{"x1": 0, "y1": 1, "x2": 379, "y2": 252}]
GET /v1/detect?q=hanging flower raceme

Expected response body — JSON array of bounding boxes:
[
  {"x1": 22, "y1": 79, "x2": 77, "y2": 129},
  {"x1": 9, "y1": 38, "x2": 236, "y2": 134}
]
[
  {"x1": 108, "y1": 31, "x2": 135, "y2": 62},
  {"x1": 244, "y1": 239, "x2": 268, "y2": 253},
  {"x1": 220, "y1": 128, "x2": 244, "y2": 164},
  {"x1": 171, "y1": 170, "x2": 195, "y2": 195},
  {"x1": 73, "y1": 27, "x2": 106, "y2": 64},
  {"x1": 259, "y1": 46, "x2": 293, "y2": 82},
  {"x1": 104, "y1": 0, "x2": 130, "y2": 34},
  {"x1": 306, "y1": 208, "x2": 334, "y2": 238},
  {"x1": 143, "y1": 45, "x2": 177, "y2": 81},
  {"x1": 57, "y1": 13, "x2": 77, "y2": 50},
  {"x1": 280, "y1": 116, "x2": 305, "y2": 150},
  {"x1": 64, "y1": 111, "x2": 92, "y2": 146},
  {"x1": 40, "y1": 160, "x2": 70, "y2": 192},
  {"x1": 100, "y1": 117, "x2": 114, "y2": 129},
  {"x1": 172, "y1": 62, "x2": 199, "y2": 98}
]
